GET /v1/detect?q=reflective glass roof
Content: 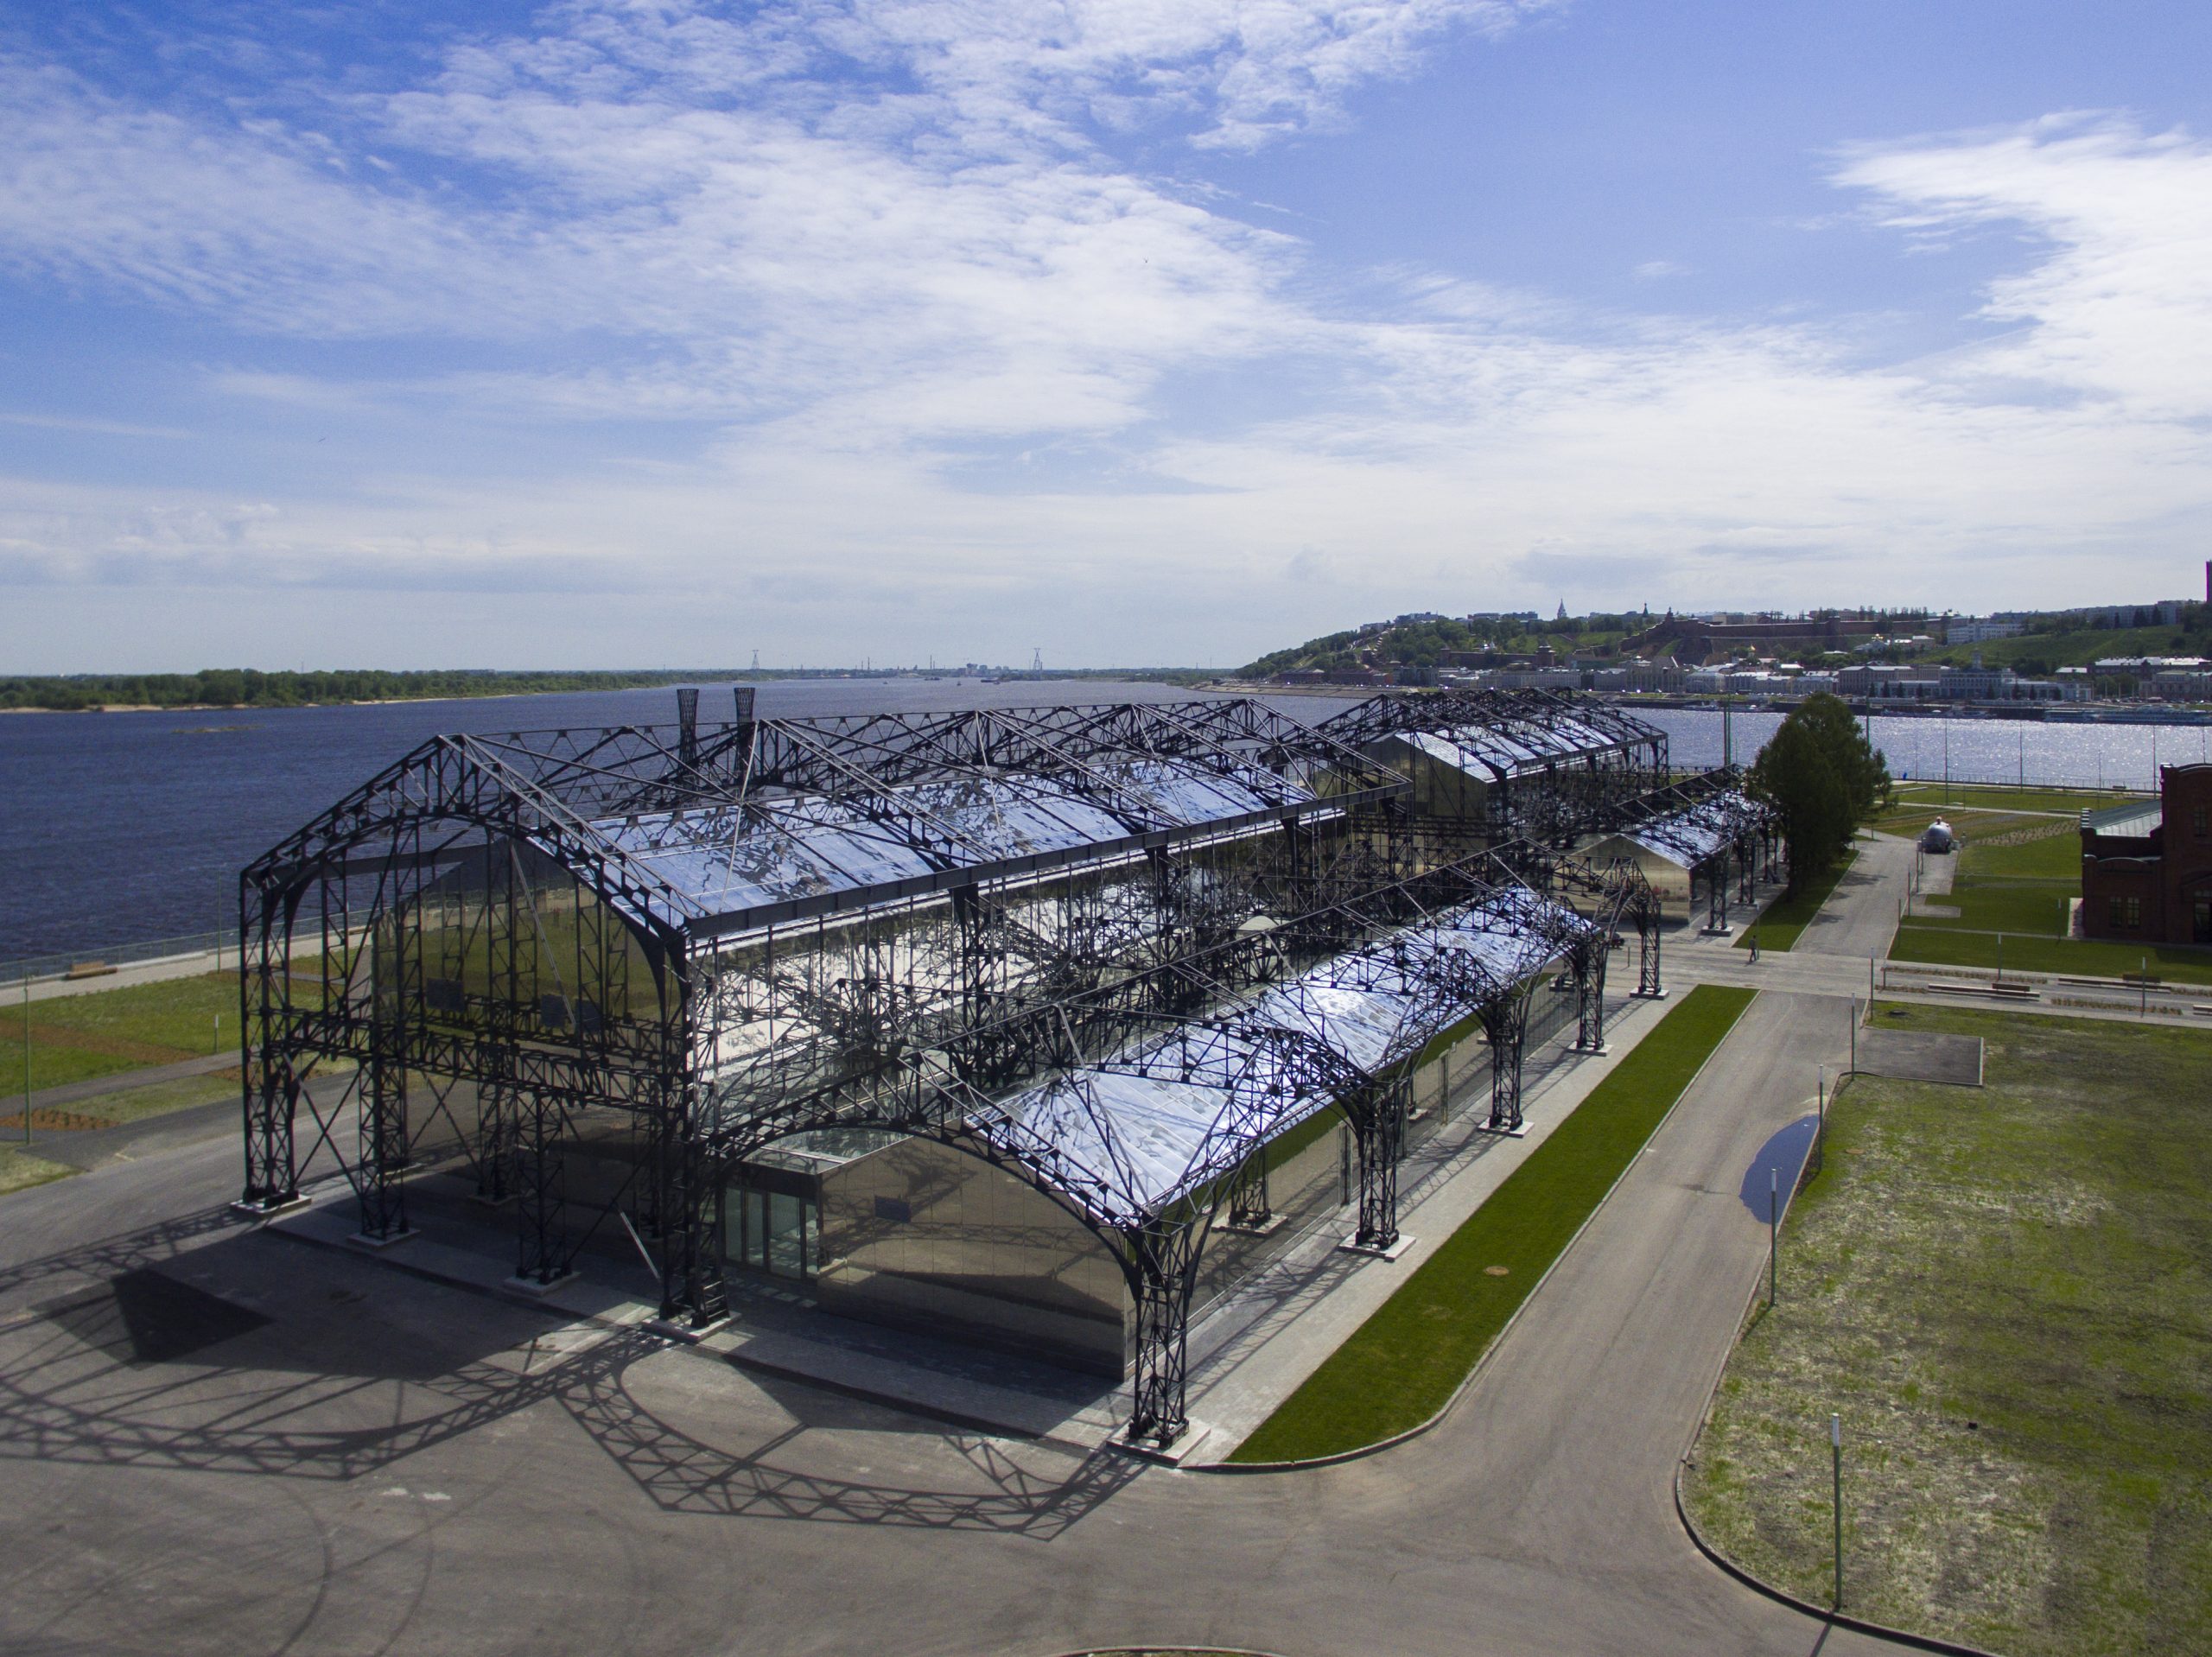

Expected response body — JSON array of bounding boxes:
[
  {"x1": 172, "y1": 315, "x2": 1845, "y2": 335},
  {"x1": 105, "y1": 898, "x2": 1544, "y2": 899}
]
[
  {"x1": 1622, "y1": 790, "x2": 1762, "y2": 869},
  {"x1": 585, "y1": 758, "x2": 1299, "y2": 921},
  {"x1": 1399, "y1": 714, "x2": 1631, "y2": 783},
  {"x1": 983, "y1": 891, "x2": 1588, "y2": 1226}
]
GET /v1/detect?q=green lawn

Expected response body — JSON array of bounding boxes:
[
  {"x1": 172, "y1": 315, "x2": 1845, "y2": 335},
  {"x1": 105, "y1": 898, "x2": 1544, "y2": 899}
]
[
  {"x1": 1228, "y1": 984, "x2": 1756, "y2": 1463},
  {"x1": 80, "y1": 1070, "x2": 242, "y2": 1127},
  {"x1": 1910, "y1": 883, "x2": 2072, "y2": 936},
  {"x1": 1961, "y1": 828, "x2": 2082, "y2": 882},
  {"x1": 0, "y1": 968, "x2": 332, "y2": 1094},
  {"x1": 1736, "y1": 851, "x2": 1857, "y2": 952},
  {"x1": 1, "y1": 973, "x2": 239, "y2": 1091},
  {"x1": 1890, "y1": 926, "x2": 2212, "y2": 986},
  {"x1": 1888, "y1": 783, "x2": 2144, "y2": 817},
  {"x1": 0, "y1": 1143, "x2": 78, "y2": 1196},
  {"x1": 1881, "y1": 799, "x2": 2209, "y2": 981},
  {"x1": 1684, "y1": 1004, "x2": 2212, "y2": 1656}
]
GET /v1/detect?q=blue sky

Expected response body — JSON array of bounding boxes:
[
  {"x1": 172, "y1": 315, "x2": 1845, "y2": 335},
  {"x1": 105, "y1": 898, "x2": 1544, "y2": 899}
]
[{"x1": 3, "y1": 0, "x2": 2209, "y2": 671}]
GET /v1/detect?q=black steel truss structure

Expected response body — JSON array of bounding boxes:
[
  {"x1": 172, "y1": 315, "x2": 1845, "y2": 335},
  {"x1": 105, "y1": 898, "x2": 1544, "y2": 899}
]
[
  {"x1": 1600, "y1": 770, "x2": 1783, "y2": 935},
  {"x1": 1318, "y1": 688, "x2": 1670, "y2": 850},
  {"x1": 238, "y1": 689, "x2": 1711, "y2": 1446}
]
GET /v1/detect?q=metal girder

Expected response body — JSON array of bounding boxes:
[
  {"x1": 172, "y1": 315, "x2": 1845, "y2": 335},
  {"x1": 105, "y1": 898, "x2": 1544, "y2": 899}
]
[{"x1": 240, "y1": 683, "x2": 1737, "y2": 1451}]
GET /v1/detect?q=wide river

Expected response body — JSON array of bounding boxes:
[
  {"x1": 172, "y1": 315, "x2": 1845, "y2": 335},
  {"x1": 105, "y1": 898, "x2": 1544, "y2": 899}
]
[{"x1": 5, "y1": 680, "x2": 2208, "y2": 962}]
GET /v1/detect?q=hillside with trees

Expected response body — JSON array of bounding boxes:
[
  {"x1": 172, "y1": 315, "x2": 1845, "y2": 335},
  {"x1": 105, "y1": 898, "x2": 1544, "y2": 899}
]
[{"x1": 1239, "y1": 612, "x2": 1640, "y2": 679}]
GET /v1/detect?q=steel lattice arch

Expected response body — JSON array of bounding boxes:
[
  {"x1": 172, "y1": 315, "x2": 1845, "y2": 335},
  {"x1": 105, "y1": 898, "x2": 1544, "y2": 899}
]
[{"x1": 237, "y1": 688, "x2": 1773, "y2": 1445}]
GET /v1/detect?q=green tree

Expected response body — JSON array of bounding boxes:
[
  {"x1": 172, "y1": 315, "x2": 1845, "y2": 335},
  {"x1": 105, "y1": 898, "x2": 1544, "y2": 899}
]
[{"x1": 1750, "y1": 692, "x2": 1890, "y2": 889}]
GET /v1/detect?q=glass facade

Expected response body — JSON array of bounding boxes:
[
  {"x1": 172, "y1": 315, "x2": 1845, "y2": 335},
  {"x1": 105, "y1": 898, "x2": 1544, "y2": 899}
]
[
  {"x1": 723, "y1": 1184, "x2": 820, "y2": 1279},
  {"x1": 813, "y1": 1137, "x2": 1129, "y2": 1377},
  {"x1": 709, "y1": 1021, "x2": 1562, "y2": 1382}
]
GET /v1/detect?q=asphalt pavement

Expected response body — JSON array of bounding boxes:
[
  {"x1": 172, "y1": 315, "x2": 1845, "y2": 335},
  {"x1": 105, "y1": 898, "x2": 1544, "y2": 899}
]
[{"x1": 0, "y1": 840, "x2": 1931, "y2": 1657}]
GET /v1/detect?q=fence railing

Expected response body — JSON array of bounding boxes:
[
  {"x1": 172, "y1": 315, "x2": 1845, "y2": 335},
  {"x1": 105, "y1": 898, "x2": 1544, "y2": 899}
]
[
  {"x1": 3, "y1": 925, "x2": 358, "y2": 989},
  {"x1": 3, "y1": 929, "x2": 243, "y2": 988}
]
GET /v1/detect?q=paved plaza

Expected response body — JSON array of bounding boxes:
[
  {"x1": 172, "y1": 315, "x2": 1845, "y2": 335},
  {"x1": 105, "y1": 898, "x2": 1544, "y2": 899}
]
[{"x1": 1, "y1": 837, "x2": 1950, "y2": 1655}]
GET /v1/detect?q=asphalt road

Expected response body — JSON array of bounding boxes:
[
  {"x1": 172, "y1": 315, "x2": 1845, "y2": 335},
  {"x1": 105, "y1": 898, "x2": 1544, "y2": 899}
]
[{"x1": 0, "y1": 848, "x2": 1923, "y2": 1657}]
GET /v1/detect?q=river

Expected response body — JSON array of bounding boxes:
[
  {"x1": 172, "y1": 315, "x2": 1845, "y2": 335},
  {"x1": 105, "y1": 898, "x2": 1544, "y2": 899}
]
[{"x1": 4, "y1": 682, "x2": 2204, "y2": 962}]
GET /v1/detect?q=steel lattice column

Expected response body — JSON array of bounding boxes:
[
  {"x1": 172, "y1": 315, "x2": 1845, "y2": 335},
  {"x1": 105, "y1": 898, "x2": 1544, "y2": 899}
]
[
  {"x1": 1636, "y1": 905, "x2": 1664, "y2": 1000},
  {"x1": 514, "y1": 1088, "x2": 571, "y2": 1286},
  {"x1": 1226, "y1": 1146, "x2": 1272, "y2": 1229},
  {"x1": 658, "y1": 1087, "x2": 728, "y2": 1330},
  {"x1": 1351, "y1": 1083, "x2": 1405, "y2": 1249},
  {"x1": 357, "y1": 1046, "x2": 410, "y2": 1240},
  {"x1": 1482, "y1": 993, "x2": 1530, "y2": 1133},
  {"x1": 1575, "y1": 939, "x2": 1608, "y2": 1053},
  {"x1": 237, "y1": 884, "x2": 299, "y2": 1211},
  {"x1": 1124, "y1": 1217, "x2": 1205, "y2": 1447},
  {"x1": 474, "y1": 1073, "x2": 513, "y2": 1203},
  {"x1": 240, "y1": 1056, "x2": 299, "y2": 1210},
  {"x1": 1705, "y1": 853, "x2": 1730, "y2": 933}
]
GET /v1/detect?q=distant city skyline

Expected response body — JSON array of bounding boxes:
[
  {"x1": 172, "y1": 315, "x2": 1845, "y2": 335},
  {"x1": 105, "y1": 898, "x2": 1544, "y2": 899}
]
[{"x1": 3, "y1": 1, "x2": 2210, "y2": 672}]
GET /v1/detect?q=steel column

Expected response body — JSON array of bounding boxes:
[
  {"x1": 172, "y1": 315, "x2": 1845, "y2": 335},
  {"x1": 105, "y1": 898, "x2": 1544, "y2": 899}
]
[
  {"x1": 1482, "y1": 992, "x2": 1530, "y2": 1132},
  {"x1": 1124, "y1": 1217, "x2": 1204, "y2": 1447}
]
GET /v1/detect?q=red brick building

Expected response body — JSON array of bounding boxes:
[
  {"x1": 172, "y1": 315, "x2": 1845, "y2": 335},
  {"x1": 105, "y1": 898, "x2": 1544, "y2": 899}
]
[{"x1": 2080, "y1": 764, "x2": 2212, "y2": 945}]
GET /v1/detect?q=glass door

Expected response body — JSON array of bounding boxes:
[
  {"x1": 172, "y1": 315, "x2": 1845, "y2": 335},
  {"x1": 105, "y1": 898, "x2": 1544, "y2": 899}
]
[{"x1": 720, "y1": 1179, "x2": 818, "y2": 1279}]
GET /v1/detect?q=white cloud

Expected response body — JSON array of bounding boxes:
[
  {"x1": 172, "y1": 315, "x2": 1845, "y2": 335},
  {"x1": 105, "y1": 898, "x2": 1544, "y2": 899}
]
[
  {"x1": 0, "y1": 7, "x2": 2209, "y2": 666},
  {"x1": 1835, "y1": 114, "x2": 2212, "y2": 422}
]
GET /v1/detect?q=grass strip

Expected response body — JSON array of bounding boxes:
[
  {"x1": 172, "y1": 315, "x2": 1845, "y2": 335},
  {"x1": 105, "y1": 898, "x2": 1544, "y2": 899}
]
[
  {"x1": 1890, "y1": 926, "x2": 2212, "y2": 985},
  {"x1": 0, "y1": 1144, "x2": 79, "y2": 1197},
  {"x1": 1684, "y1": 1003, "x2": 2212, "y2": 1657},
  {"x1": 1735, "y1": 851, "x2": 1857, "y2": 952},
  {"x1": 1887, "y1": 783, "x2": 2143, "y2": 816},
  {"x1": 2, "y1": 968, "x2": 328, "y2": 1093},
  {"x1": 1907, "y1": 881, "x2": 2072, "y2": 936},
  {"x1": 1228, "y1": 984, "x2": 1756, "y2": 1463}
]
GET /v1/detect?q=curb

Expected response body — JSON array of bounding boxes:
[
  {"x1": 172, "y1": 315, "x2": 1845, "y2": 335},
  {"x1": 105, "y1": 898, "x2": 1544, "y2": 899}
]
[
  {"x1": 1194, "y1": 986, "x2": 1757, "y2": 1473},
  {"x1": 1050, "y1": 1647, "x2": 1284, "y2": 1657},
  {"x1": 1673, "y1": 1462, "x2": 2001, "y2": 1657},
  {"x1": 1671, "y1": 1080, "x2": 2005, "y2": 1657}
]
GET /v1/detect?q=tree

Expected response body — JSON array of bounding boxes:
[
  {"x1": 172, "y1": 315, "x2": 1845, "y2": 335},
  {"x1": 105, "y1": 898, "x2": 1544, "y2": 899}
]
[{"x1": 1750, "y1": 692, "x2": 1891, "y2": 889}]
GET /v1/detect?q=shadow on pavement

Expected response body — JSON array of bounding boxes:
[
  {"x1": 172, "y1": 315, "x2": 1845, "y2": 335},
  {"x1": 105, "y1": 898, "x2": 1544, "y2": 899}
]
[{"x1": 0, "y1": 1203, "x2": 1139, "y2": 1539}]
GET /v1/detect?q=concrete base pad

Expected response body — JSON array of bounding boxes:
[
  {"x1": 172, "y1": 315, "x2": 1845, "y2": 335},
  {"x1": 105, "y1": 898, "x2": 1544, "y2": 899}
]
[
  {"x1": 1853, "y1": 1027, "x2": 1986, "y2": 1087},
  {"x1": 346, "y1": 1227, "x2": 418, "y2": 1250},
  {"x1": 1473, "y1": 1121, "x2": 1530, "y2": 1139},
  {"x1": 503, "y1": 1271, "x2": 579, "y2": 1297},
  {"x1": 646, "y1": 1315, "x2": 734, "y2": 1344},
  {"x1": 1111, "y1": 1419, "x2": 1217, "y2": 1465},
  {"x1": 231, "y1": 1195, "x2": 310, "y2": 1220},
  {"x1": 1337, "y1": 1234, "x2": 1415, "y2": 1261},
  {"x1": 1221, "y1": 1213, "x2": 1284, "y2": 1237},
  {"x1": 1632, "y1": 987, "x2": 1669, "y2": 1000}
]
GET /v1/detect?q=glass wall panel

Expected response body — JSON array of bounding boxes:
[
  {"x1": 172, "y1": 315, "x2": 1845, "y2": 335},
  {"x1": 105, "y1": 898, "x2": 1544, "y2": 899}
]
[
  {"x1": 813, "y1": 1138, "x2": 1128, "y2": 1377},
  {"x1": 719, "y1": 1178, "x2": 820, "y2": 1280},
  {"x1": 766, "y1": 1191, "x2": 806, "y2": 1278}
]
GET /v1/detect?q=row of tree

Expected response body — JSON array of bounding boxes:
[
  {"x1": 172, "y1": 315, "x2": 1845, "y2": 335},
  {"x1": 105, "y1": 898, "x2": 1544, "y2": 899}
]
[{"x1": 0, "y1": 669, "x2": 751, "y2": 711}]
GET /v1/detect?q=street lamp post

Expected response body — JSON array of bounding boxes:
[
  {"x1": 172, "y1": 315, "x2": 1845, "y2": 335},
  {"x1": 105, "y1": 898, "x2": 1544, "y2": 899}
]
[
  {"x1": 1832, "y1": 1413, "x2": 1845, "y2": 1609},
  {"x1": 1768, "y1": 1169, "x2": 1779, "y2": 1308}
]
